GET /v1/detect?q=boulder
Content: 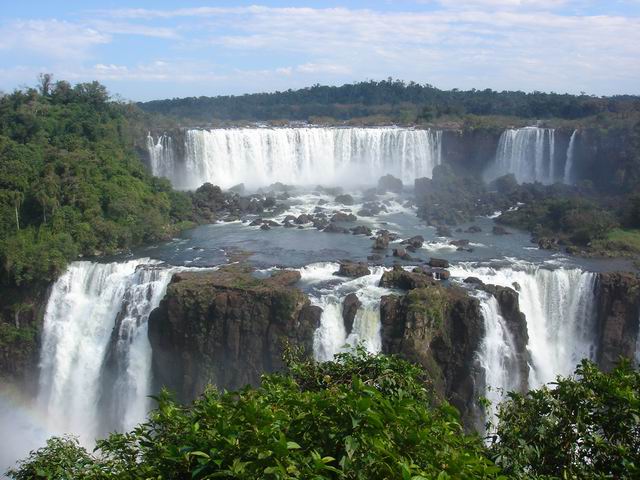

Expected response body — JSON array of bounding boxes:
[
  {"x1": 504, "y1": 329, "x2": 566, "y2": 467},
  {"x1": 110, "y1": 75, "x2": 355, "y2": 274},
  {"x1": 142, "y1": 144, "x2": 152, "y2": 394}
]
[
  {"x1": 336, "y1": 261, "x2": 371, "y2": 278},
  {"x1": 465, "y1": 225, "x2": 482, "y2": 233},
  {"x1": 449, "y1": 239, "x2": 470, "y2": 248},
  {"x1": 492, "y1": 225, "x2": 510, "y2": 235},
  {"x1": 377, "y1": 174, "x2": 403, "y2": 193},
  {"x1": 334, "y1": 194, "x2": 355, "y2": 205},
  {"x1": 372, "y1": 233, "x2": 390, "y2": 250},
  {"x1": 295, "y1": 214, "x2": 312, "y2": 224},
  {"x1": 436, "y1": 225, "x2": 452, "y2": 237},
  {"x1": 393, "y1": 247, "x2": 411, "y2": 260},
  {"x1": 379, "y1": 265, "x2": 435, "y2": 290},
  {"x1": 331, "y1": 212, "x2": 357, "y2": 222},
  {"x1": 324, "y1": 223, "x2": 350, "y2": 234},
  {"x1": 402, "y1": 235, "x2": 424, "y2": 249},
  {"x1": 351, "y1": 225, "x2": 373, "y2": 236},
  {"x1": 428, "y1": 258, "x2": 449, "y2": 268},
  {"x1": 342, "y1": 293, "x2": 361, "y2": 335},
  {"x1": 260, "y1": 224, "x2": 271, "y2": 231},
  {"x1": 249, "y1": 218, "x2": 263, "y2": 226}
]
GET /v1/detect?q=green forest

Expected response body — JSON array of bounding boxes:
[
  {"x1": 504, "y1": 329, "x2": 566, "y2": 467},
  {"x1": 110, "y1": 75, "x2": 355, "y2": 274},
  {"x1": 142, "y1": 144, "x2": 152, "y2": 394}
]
[
  {"x1": 138, "y1": 78, "x2": 640, "y2": 124},
  {"x1": 0, "y1": 77, "x2": 197, "y2": 288}
]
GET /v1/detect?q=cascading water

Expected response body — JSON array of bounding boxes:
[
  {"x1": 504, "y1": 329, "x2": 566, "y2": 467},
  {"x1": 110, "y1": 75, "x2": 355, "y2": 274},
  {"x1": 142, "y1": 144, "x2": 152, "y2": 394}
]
[
  {"x1": 474, "y1": 292, "x2": 522, "y2": 424},
  {"x1": 146, "y1": 133, "x2": 176, "y2": 181},
  {"x1": 450, "y1": 263, "x2": 598, "y2": 388},
  {"x1": 297, "y1": 262, "x2": 388, "y2": 362},
  {"x1": 37, "y1": 259, "x2": 177, "y2": 443},
  {"x1": 489, "y1": 127, "x2": 559, "y2": 184},
  {"x1": 148, "y1": 127, "x2": 442, "y2": 190},
  {"x1": 563, "y1": 130, "x2": 578, "y2": 184}
]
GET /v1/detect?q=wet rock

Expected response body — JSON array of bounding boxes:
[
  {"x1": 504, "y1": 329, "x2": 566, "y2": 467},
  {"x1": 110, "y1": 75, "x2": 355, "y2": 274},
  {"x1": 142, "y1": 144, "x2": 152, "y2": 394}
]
[
  {"x1": 393, "y1": 247, "x2": 411, "y2": 260},
  {"x1": 228, "y1": 183, "x2": 245, "y2": 195},
  {"x1": 324, "y1": 223, "x2": 350, "y2": 234},
  {"x1": 465, "y1": 225, "x2": 482, "y2": 233},
  {"x1": 464, "y1": 277, "x2": 484, "y2": 285},
  {"x1": 331, "y1": 212, "x2": 357, "y2": 222},
  {"x1": 283, "y1": 215, "x2": 297, "y2": 223},
  {"x1": 492, "y1": 225, "x2": 510, "y2": 235},
  {"x1": 335, "y1": 194, "x2": 355, "y2": 205},
  {"x1": 537, "y1": 237, "x2": 558, "y2": 249},
  {"x1": 264, "y1": 220, "x2": 280, "y2": 227},
  {"x1": 295, "y1": 214, "x2": 312, "y2": 224},
  {"x1": 367, "y1": 254, "x2": 383, "y2": 262},
  {"x1": 283, "y1": 221, "x2": 295, "y2": 228},
  {"x1": 377, "y1": 174, "x2": 403, "y2": 193},
  {"x1": 379, "y1": 265, "x2": 435, "y2": 290},
  {"x1": 317, "y1": 199, "x2": 329, "y2": 206},
  {"x1": 372, "y1": 232, "x2": 390, "y2": 250},
  {"x1": 249, "y1": 218, "x2": 263, "y2": 226},
  {"x1": 449, "y1": 239, "x2": 470, "y2": 248},
  {"x1": 512, "y1": 282, "x2": 521, "y2": 291},
  {"x1": 428, "y1": 258, "x2": 449, "y2": 268},
  {"x1": 342, "y1": 293, "x2": 362, "y2": 335},
  {"x1": 402, "y1": 235, "x2": 424, "y2": 249},
  {"x1": 313, "y1": 218, "x2": 329, "y2": 230},
  {"x1": 260, "y1": 224, "x2": 271, "y2": 231},
  {"x1": 336, "y1": 261, "x2": 371, "y2": 278},
  {"x1": 267, "y1": 270, "x2": 302, "y2": 287},
  {"x1": 351, "y1": 225, "x2": 373, "y2": 236}
]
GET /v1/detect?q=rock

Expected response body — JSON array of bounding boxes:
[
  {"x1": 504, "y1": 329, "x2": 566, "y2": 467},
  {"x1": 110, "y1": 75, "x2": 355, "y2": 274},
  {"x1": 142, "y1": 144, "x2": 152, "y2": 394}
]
[
  {"x1": 402, "y1": 235, "x2": 424, "y2": 249},
  {"x1": 428, "y1": 258, "x2": 449, "y2": 268},
  {"x1": 336, "y1": 261, "x2": 371, "y2": 278},
  {"x1": 283, "y1": 215, "x2": 297, "y2": 223},
  {"x1": 367, "y1": 254, "x2": 383, "y2": 262},
  {"x1": 372, "y1": 232, "x2": 390, "y2": 250},
  {"x1": 249, "y1": 218, "x2": 263, "y2": 226},
  {"x1": 331, "y1": 212, "x2": 357, "y2": 222},
  {"x1": 267, "y1": 270, "x2": 301, "y2": 287},
  {"x1": 334, "y1": 194, "x2": 355, "y2": 205},
  {"x1": 377, "y1": 174, "x2": 403, "y2": 193},
  {"x1": 312, "y1": 218, "x2": 329, "y2": 230},
  {"x1": 342, "y1": 293, "x2": 361, "y2": 335},
  {"x1": 537, "y1": 237, "x2": 558, "y2": 249},
  {"x1": 379, "y1": 283, "x2": 484, "y2": 425},
  {"x1": 324, "y1": 223, "x2": 350, "y2": 234},
  {"x1": 317, "y1": 199, "x2": 329, "y2": 206},
  {"x1": 393, "y1": 247, "x2": 411, "y2": 260},
  {"x1": 436, "y1": 225, "x2": 452, "y2": 237},
  {"x1": 465, "y1": 225, "x2": 482, "y2": 233},
  {"x1": 148, "y1": 267, "x2": 321, "y2": 401},
  {"x1": 295, "y1": 214, "x2": 312, "y2": 224},
  {"x1": 594, "y1": 272, "x2": 640, "y2": 371},
  {"x1": 263, "y1": 197, "x2": 277, "y2": 209},
  {"x1": 512, "y1": 282, "x2": 521, "y2": 291},
  {"x1": 283, "y1": 221, "x2": 295, "y2": 228},
  {"x1": 228, "y1": 183, "x2": 245, "y2": 195},
  {"x1": 413, "y1": 265, "x2": 449, "y2": 281},
  {"x1": 351, "y1": 225, "x2": 373, "y2": 236},
  {"x1": 379, "y1": 265, "x2": 435, "y2": 290},
  {"x1": 449, "y1": 239, "x2": 470, "y2": 247},
  {"x1": 492, "y1": 225, "x2": 510, "y2": 235},
  {"x1": 463, "y1": 277, "x2": 484, "y2": 285},
  {"x1": 265, "y1": 220, "x2": 280, "y2": 227}
]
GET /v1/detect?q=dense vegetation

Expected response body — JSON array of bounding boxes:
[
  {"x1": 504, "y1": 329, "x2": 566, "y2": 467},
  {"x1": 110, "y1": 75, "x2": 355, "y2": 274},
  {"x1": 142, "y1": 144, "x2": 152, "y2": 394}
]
[
  {"x1": 8, "y1": 350, "x2": 640, "y2": 479},
  {"x1": 139, "y1": 78, "x2": 640, "y2": 124},
  {"x1": 0, "y1": 77, "x2": 197, "y2": 288}
]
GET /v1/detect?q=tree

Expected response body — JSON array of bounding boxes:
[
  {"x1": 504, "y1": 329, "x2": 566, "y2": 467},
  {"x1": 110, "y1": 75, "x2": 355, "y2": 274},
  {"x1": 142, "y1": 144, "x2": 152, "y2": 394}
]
[{"x1": 37, "y1": 73, "x2": 53, "y2": 97}]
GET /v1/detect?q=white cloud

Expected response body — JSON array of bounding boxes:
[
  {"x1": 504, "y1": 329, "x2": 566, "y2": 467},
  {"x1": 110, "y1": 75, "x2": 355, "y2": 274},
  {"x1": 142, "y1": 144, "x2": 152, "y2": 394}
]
[{"x1": 0, "y1": 20, "x2": 110, "y2": 59}]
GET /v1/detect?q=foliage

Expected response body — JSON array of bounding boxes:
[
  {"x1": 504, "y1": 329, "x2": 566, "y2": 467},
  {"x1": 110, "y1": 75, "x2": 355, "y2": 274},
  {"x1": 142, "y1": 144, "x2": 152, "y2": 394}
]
[
  {"x1": 139, "y1": 78, "x2": 640, "y2": 124},
  {"x1": 489, "y1": 360, "x2": 640, "y2": 479},
  {"x1": 9, "y1": 350, "x2": 502, "y2": 479},
  {"x1": 0, "y1": 78, "x2": 196, "y2": 287}
]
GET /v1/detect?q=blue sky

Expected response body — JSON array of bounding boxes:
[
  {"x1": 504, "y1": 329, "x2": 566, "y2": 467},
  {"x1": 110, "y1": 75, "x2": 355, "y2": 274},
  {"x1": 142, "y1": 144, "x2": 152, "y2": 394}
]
[{"x1": 1, "y1": 1, "x2": 639, "y2": 101}]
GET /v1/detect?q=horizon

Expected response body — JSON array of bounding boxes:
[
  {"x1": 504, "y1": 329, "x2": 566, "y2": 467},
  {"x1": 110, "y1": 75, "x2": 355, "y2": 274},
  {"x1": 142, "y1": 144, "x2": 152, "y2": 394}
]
[{"x1": 1, "y1": 1, "x2": 639, "y2": 101}]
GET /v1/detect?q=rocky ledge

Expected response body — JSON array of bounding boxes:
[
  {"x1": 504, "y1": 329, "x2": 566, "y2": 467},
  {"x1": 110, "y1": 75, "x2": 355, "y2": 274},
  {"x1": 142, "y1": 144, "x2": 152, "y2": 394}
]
[{"x1": 148, "y1": 266, "x2": 321, "y2": 402}]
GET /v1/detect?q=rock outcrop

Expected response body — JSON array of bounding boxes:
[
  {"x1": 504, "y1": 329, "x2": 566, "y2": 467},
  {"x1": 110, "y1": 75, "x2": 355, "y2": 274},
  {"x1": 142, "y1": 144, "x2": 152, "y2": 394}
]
[
  {"x1": 380, "y1": 283, "x2": 484, "y2": 424},
  {"x1": 594, "y1": 272, "x2": 640, "y2": 371},
  {"x1": 148, "y1": 266, "x2": 321, "y2": 402}
]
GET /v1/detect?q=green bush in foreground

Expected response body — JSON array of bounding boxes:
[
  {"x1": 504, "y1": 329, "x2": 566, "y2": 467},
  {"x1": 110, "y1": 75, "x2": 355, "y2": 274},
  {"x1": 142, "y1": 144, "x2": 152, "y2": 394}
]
[
  {"x1": 9, "y1": 349, "x2": 501, "y2": 479},
  {"x1": 489, "y1": 359, "x2": 640, "y2": 479},
  {"x1": 9, "y1": 353, "x2": 639, "y2": 479}
]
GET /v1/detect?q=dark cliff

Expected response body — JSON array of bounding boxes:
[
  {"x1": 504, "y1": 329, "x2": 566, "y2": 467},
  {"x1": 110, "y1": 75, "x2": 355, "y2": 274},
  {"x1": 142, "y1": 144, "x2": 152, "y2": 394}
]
[
  {"x1": 148, "y1": 267, "x2": 321, "y2": 402},
  {"x1": 594, "y1": 271, "x2": 640, "y2": 371}
]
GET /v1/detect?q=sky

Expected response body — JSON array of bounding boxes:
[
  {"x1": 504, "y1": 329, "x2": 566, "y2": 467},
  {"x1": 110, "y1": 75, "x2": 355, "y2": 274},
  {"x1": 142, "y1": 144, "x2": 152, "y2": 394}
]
[{"x1": 0, "y1": 1, "x2": 639, "y2": 101}]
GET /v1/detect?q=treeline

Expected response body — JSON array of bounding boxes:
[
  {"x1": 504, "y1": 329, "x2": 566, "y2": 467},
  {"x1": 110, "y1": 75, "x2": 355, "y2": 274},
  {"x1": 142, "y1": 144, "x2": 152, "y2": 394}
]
[
  {"x1": 0, "y1": 77, "x2": 198, "y2": 287},
  {"x1": 138, "y1": 78, "x2": 640, "y2": 123}
]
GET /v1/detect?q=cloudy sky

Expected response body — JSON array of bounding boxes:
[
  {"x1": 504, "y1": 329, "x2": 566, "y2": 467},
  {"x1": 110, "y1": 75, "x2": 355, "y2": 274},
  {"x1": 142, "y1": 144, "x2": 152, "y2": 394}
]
[{"x1": 1, "y1": 1, "x2": 639, "y2": 101}]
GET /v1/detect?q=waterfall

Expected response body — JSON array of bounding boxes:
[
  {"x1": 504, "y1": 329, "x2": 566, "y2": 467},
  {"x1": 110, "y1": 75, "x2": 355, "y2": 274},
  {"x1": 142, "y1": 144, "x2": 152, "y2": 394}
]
[
  {"x1": 450, "y1": 263, "x2": 598, "y2": 388},
  {"x1": 297, "y1": 263, "x2": 387, "y2": 361},
  {"x1": 147, "y1": 127, "x2": 442, "y2": 190},
  {"x1": 475, "y1": 293, "x2": 522, "y2": 424},
  {"x1": 146, "y1": 133, "x2": 176, "y2": 181},
  {"x1": 489, "y1": 127, "x2": 559, "y2": 184},
  {"x1": 37, "y1": 259, "x2": 177, "y2": 443},
  {"x1": 563, "y1": 130, "x2": 578, "y2": 184}
]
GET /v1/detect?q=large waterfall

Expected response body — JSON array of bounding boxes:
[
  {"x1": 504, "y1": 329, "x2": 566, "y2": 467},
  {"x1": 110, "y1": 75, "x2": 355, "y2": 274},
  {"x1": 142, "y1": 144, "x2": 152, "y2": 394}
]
[
  {"x1": 451, "y1": 263, "x2": 598, "y2": 389},
  {"x1": 37, "y1": 259, "x2": 176, "y2": 443},
  {"x1": 488, "y1": 127, "x2": 567, "y2": 184},
  {"x1": 148, "y1": 127, "x2": 442, "y2": 190},
  {"x1": 147, "y1": 133, "x2": 177, "y2": 182}
]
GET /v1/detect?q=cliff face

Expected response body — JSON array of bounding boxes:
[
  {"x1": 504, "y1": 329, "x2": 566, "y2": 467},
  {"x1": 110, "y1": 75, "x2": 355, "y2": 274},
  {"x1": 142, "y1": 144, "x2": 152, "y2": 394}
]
[
  {"x1": 148, "y1": 267, "x2": 321, "y2": 402},
  {"x1": 594, "y1": 272, "x2": 640, "y2": 371},
  {"x1": 0, "y1": 284, "x2": 49, "y2": 391},
  {"x1": 379, "y1": 280, "x2": 484, "y2": 423}
]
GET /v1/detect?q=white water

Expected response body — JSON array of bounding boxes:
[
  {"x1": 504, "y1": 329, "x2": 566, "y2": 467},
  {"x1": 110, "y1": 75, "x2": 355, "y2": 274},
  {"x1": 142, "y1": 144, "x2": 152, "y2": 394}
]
[
  {"x1": 451, "y1": 263, "x2": 598, "y2": 388},
  {"x1": 563, "y1": 130, "x2": 578, "y2": 184},
  {"x1": 147, "y1": 133, "x2": 177, "y2": 181},
  {"x1": 489, "y1": 127, "x2": 561, "y2": 184},
  {"x1": 148, "y1": 127, "x2": 442, "y2": 190},
  {"x1": 37, "y1": 259, "x2": 176, "y2": 443},
  {"x1": 298, "y1": 262, "x2": 389, "y2": 361},
  {"x1": 475, "y1": 293, "x2": 522, "y2": 423}
]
